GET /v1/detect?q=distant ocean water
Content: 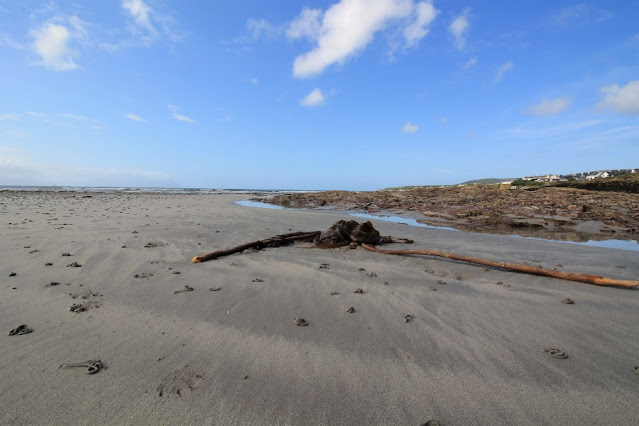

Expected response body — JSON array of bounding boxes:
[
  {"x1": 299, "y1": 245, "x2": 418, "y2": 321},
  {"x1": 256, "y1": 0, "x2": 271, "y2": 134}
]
[{"x1": 0, "y1": 185, "x2": 307, "y2": 194}]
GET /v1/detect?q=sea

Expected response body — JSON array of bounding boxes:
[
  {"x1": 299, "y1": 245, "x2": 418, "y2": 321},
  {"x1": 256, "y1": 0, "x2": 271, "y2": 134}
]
[{"x1": 0, "y1": 185, "x2": 305, "y2": 194}]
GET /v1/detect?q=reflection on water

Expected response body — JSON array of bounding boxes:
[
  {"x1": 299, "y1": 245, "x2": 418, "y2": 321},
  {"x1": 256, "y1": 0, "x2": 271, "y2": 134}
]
[
  {"x1": 237, "y1": 200, "x2": 639, "y2": 252},
  {"x1": 348, "y1": 212, "x2": 459, "y2": 231},
  {"x1": 235, "y1": 200, "x2": 285, "y2": 210}
]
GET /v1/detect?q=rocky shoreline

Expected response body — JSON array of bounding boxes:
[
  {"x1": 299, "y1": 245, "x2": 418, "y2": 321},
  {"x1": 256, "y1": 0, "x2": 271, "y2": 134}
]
[{"x1": 257, "y1": 185, "x2": 639, "y2": 242}]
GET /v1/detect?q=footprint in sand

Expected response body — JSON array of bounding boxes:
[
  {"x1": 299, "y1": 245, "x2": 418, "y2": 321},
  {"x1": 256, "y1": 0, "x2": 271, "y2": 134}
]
[
  {"x1": 68, "y1": 290, "x2": 103, "y2": 313},
  {"x1": 404, "y1": 315, "x2": 415, "y2": 323},
  {"x1": 252, "y1": 278, "x2": 264, "y2": 283},
  {"x1": 70, "y1": 301, "x2": 102, "y2": 313},
  {"x1": 353, "y1": 288, "x2": 364, "y2": 294},
  {"x1": 209, "y1": 287, "x2": 221, "y2": 291},
  {"x1": 156, "y1": 366, "x2": 204, "y2": 398},
  {"x1": 561, "y1": 297, "x2": 574, "y2": 304},
  {"x1": 134, "y1": 272, "x2": 154, "y2": 279},
  {"x1": 319, "y1": 263, "x2": 330, "y2": 269},
  {"x1": 174, "y1": 285, "x2": 194, "y2": 294},
  {"x1": 346, "y1": 307, "x2": 355, "y2": 313},
  {"x1": 144, "y1": 241, "x2": 167, "y2": 248}
]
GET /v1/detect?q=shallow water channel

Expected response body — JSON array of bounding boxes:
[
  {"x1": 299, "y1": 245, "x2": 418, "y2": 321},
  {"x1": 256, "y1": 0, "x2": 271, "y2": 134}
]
[{"x1": 236, "y1": 200, "x2": 639, "y2": 252}]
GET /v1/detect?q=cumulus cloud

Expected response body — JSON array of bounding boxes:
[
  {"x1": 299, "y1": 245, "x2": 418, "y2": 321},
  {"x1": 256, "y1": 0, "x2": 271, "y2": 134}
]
[
  {"x1": 168, "y1": 104, "x2": 196, "y2": 123},
  {"x1": 300, "y1": 89, "x2": 326, "y2": 107},
  {"x1": 31, "y1": 22, "x2": 78, "y2": 70},
  {"x1": 126, "y1": 113, "x2": 146, "y2": 122},
  {"x1": 403, "y1": 1, "x2": 438, "y2": 47},
  {"x1": 495, "y1": 60, "x2": 513, "y2": 82},
  {"x1": 402, "y1": 122, "x2": 419, "y2": 134},
  {"x1": 597, "y1": 81, "x2": 639, "y2": 114},
  {"x1": 449, "y1": 10, "x2": 470, "y2": 49},
  {"x1": 527, "y1": 97, "x2": 571, "y2": 116},
  {"x1": 288, "y1": 0, "x2": 436, "y2": 78}
]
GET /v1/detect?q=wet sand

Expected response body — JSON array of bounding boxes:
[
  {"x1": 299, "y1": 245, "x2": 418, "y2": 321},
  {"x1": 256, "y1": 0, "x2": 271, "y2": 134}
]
[{"x1": 1, "y1": 191, "x2": 638, "y2": 424}]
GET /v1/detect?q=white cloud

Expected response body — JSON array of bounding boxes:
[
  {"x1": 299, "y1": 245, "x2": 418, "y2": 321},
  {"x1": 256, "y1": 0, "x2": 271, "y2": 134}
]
[
  {"x1": 545, "y1": 4, "x2": 613, "y2": 28},
  {"x1": 597, "y1": 81, "x2": 639, "y2": 114},
  {"x1": 114, "y1": 0, "x2": 182, "y2": 48},
  {"x1": 122, "y1": 0, "x2": 155, "y2": 34},
  {"x1": 527, "y1": 97, "x2": 571, "y2": 116},
  {"x1": 0, "y1": 113, "x2": 20, "y2": 121},
  {"x1": 247, "y1": 18, "x2": 278, "y2": 39},
  {"x1": 495, "y1": 60, "x2": 513, "y2": 82},
  {"x1": 287, "y1": 8, "x2": 323, "y2": 40},
  {"x1": 289, "y1": 0, "x2": 422, "y2": 78},
  {"x1": 1, "y1": 33, "x2": 24, "y2": 50},
  {"x1": 403, "y1": 1, "x2": 438, "y2": 47},
  {"x1": 300, "y1": 89, "x2": 326, "y2": 107},
  {"x1": 31, "y1": 22, "x2": 78, "y2": 70},
  {"x1": 168, "y1": 104, "x2": 196, "y2": 123},
  {"x1": 126, "y1": 113, "x2": 146, "y2": 122},
  {"x1": 26, "y1": 112, "x2": 47, "y2": 117},
  {"x1": 402, "y1": 122, "x2": 419, "y2": 134},
  {"x1": 57, "y1": 113, "x2": 89, "y2": 120},
  {"x1": 463, "y1": 57, "x2": 477, "y2": 69},
  {"x1": 250, "y1": 77, "x2": 259, "y2": 85},
  {"x1": 449, "y1": 10, "x2": 470, "y2": 49}
]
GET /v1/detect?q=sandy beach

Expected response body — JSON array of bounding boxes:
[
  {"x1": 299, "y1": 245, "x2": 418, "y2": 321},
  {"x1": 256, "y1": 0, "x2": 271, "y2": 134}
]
[{"x1": 1, "y1": 191, "x2": 638, "y2": 425}]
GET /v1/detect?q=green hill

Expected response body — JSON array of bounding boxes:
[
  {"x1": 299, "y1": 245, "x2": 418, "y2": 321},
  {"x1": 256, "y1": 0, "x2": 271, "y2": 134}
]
[{"x1": 458, "y1": 178, "x2": 513, "y2": 185}]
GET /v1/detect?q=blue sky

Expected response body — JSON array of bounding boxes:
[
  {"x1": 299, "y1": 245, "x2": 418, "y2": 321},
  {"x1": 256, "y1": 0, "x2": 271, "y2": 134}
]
[{"x1": 1, "y1": 1, "x2": 638, "y2": 190}]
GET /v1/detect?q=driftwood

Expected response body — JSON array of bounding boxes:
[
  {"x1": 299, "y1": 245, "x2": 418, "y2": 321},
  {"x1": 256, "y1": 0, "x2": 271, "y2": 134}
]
[
  {"x1": 192, "y1": 231, "x2": 320, "y2": 263},
  {"x1": 361, "y1": 244, "x2": 638, "y2": 288},
  {"x1": 192, "y1": 220, "x2": 410, "y2": 262},
  {"x1": 192, "y1": 220, "x2": 637, "y2": 289}
]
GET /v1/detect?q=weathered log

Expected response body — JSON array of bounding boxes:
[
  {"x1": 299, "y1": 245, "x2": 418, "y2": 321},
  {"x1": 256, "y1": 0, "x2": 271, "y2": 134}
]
[
  {"x1": 191, "y1": 231, "x2": 320, "y2": 263},
  {"x1": 361, "y1": 244, "x2": 638, "y2": 288}
]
